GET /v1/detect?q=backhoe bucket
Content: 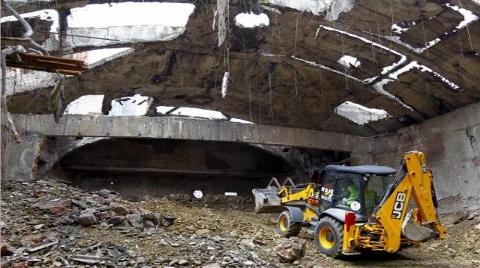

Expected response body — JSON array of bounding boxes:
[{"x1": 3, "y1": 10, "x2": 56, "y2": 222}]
[{"x1": 252, "y1": 187, "x2": 283, "y2": 214}]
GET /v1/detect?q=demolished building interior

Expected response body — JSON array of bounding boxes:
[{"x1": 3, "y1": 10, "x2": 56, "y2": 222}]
[{"x1": 1, "y1": 0, "x2": 480, "y2": 267}]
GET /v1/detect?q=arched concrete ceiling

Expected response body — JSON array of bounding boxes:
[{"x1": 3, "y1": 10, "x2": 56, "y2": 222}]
[{"x1": 4, "y1": 0, "x2": 480, "y2": 136}]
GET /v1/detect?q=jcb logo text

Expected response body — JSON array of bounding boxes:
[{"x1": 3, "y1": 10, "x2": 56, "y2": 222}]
[{"x1": 391, "y1": 192, "x2": 406, "y2": 219}]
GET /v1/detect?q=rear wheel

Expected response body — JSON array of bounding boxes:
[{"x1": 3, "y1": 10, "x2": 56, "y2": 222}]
[
  {"x1": 314, "y1": 216, "x2": 343, "y2": 257},
  {"x1": 278, "y1": 210, "x2": 301, "y2": 237}
]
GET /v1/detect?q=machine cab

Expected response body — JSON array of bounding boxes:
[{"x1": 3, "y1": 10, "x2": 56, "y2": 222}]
[{"x1": 317, "y1": 165, "x2": 397, "y2": 219}]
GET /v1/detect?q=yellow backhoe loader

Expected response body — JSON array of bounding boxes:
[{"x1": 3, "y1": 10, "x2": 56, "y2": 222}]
[{"x1": 252, "y1": 151, "x2": 446, "y2": 257}]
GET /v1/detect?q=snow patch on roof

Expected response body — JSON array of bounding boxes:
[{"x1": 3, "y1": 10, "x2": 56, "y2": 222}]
[
  {"x1": 234, "y1": 12, "x2": 270, "y2": 28},
  {"x1": 382, "y1": 4, "x2": 478, "y2": 54},
  {"x1": 170, "y1": 107, "x2": 227, "y2": 120},
  {"x1": 373, "y1": 61, "x2": 460, "y2": 93},
  {"x1": 68, "y1": 2, "x2": 195, "y2": 28},
  {"x1": 268, "y1": 0, "x2": 333, "y2": 15},
  {"x1": 72, "y1": 47, "x2": 134, "y2": 68},
  {"x1": 267, "y1": 0, "x2": 353, "y2": 20},
  {"x1": 446, "y1": 3, "x2": 479, "y2": 29},
  {"x1": 316, "y1": 25, "x2": 407, "y2": 82},
  {"x1": 108, "y1": 94, "x2": 152, "y2": 116},
  {"x1": 156, "y1": 106, "x2": 176, "y2": 115},
  {"x1": 291, "y1": 56, "x2": 363, "y2": 83},
  {"x1": 391, "y1": 21, "x2": 415, "y2": 34},
  {"x1": 230, "y1": 118, "x2": 254, "y2": 124},
  {"x1": 335, "y1": 101, "x2": 390, "y2": 125},
  {"x1": 337, "y1": 55, "x2": 360, "y2": 68},
  {"x1": 64, "y1": 95, "x2": 104, "y2": 115}
]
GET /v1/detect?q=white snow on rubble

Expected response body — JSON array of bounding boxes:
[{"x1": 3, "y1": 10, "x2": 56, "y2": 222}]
[
  {"x1": 108, "y1": 94, "x2": 153, "y2": 116},
  {"x1": 335, "y1": 101, "x2": 390, "y2": 125},
  {"x1": 234, "y1": 12, "x2": 270, "y2": 28},
  {"x1": 64, "y1": 95, "x2": 104, "y2": 115},
  {"x1": 267, "y1": 0, "x2": 354, "y2": 21},
  {"x1": 337, "y1": 55, "x2": 361, "y2": 68}
]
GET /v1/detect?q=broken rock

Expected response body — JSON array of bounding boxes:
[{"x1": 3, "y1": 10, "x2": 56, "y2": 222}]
[
  {"x1": 0, "y1": 242, "x2": 15, "y2": 256},
  {"x1": 110, "y1": 203, "x2": 131, "y2": 216},
  {"x1": 441, "y1": 209, "x2": 468, "y2": 225},
  {"x1": 274, "y1": 238, "x2": 306, "y2": 263},
  {"x1": 126, "y1": 213, "x2": 144, "y2": 229},
  {"x1": 78, "y1": 210, "x2": 98, "y2": 227},
  {"x1": 203, "y1": 263, "x2": 221, "y2": 268},
  {"x1": 108, "y1": 215, "x2": 125, "y2": 226},
  {"x1": 32, "y1": 198, "x2": 72, "y2": 215}
]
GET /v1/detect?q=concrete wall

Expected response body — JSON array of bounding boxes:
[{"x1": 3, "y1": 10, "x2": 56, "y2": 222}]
[
  {"x1": 368, "y1": 102, "x2": 480, "y2": 201},
  {"x1": 2, "y1": 131, "x2": 46, "y2": 181}
]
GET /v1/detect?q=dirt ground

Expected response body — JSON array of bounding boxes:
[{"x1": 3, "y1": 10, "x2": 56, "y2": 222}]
[{"x1": 1, "y1": 179, "x2": 480, "y2": 267}]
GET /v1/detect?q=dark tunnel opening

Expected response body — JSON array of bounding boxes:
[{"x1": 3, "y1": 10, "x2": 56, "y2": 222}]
[{"x1": 48, "y1": 138, "x2": 351, "y2": 206}]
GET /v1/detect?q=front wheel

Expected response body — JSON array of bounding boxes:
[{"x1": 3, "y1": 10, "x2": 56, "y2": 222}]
[
  {"x1": 314, "y1": 216, "x2": 344, "y2": 257},
  {"x1": 278, "y1": 210, "x2": 301, "y2": 237}
]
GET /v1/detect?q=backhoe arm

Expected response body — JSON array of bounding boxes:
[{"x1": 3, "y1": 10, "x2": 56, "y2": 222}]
[{"x1": 371, "y1": 151, "x2": 446, "y2": 252}]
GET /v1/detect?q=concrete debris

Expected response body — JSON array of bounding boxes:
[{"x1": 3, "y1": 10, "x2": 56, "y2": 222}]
[
  {"x1": 110, "y1": 203, "x2": 132, "y2": 216},
  {"x1": 26, "y1": 239, "x2": 58, "y2": 253},
  {"x1": 0, "y1": 180, "x2": 180, "y2": 267},
  {"x1": 203, "y1": 264, "x2": 221, "y2": 268},
  {"x1": 274, "y1": 237, "x2": 306, "y2": 263},
  {"x1": 31, "y1": 198, "x2": 72, "y2": 215},
  {"x1": 70, "y1": 254, "x2": 105, "y2": 265},
  {"x1": 2, "y1": 179, "x2": 479, "y2": 267},
  {"x1": 78, "y1": 210, "x2": 98, "y2": 227},
  {"x1": 441, "y1": 209, "x2": 469, "y2": 225}
]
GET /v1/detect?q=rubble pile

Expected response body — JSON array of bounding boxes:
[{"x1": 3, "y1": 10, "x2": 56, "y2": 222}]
[
  {"x1": 0, "y1": 180, "x2": 291, "y2": 267},
  {"x1": 2, "y1": 179, "x2": 480, "y2": 267},
  {"x1": 0, "y1": 180, "x2": 177, "y2": 267}
]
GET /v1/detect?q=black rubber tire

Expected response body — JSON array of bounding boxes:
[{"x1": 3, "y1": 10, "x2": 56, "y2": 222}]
[
  {"x1": 277, "y1": 210, "x2": 301, "y2": 237},
  {"x1": 314, "y1": 216, "x2": 344, "y2": 257}
]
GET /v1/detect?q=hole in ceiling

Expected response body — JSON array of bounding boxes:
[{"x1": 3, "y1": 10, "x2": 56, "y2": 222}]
[
  {"x1": 234, "y1": 12, "x2": 269, "y2": 28},
  {"x1": 64, "y1": 95, "x2": 104, "y2": 115},
  {"x1": 334, "y1": 101, "x2": 390, "y2": 125},
  {"x1": 108, "y1": 94, "x2": 152, "y2": 116},
  {"x1": 337, "y1": 55, "x2": 361, "y2": 69},
  {"x1": 163, "y1": 107, "x2": 227, "y2": 120},
  {"x1": 156, "y1": 106, "x2": 254, "y2": 124}
]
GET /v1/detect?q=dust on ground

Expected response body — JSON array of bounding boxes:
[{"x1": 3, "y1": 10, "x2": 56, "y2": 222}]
[{"x1": 1, "y1": 179, "x2": 479, "y2": 267}]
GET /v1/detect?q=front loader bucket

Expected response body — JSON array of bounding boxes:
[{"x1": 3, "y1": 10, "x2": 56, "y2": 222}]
[{"x1": 252, "y1": 187, "x2": 283, "y2": 214}]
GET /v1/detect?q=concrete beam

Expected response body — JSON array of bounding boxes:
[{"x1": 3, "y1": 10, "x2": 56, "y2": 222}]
[{"x1": 11, "y1": 114, "x2": 368, "y2": 152}]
